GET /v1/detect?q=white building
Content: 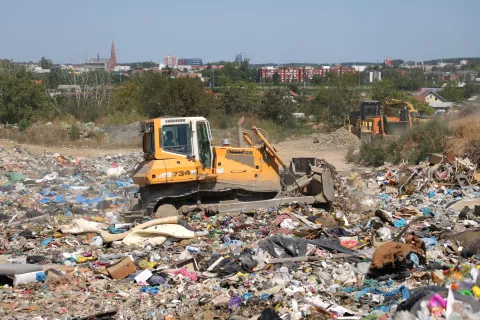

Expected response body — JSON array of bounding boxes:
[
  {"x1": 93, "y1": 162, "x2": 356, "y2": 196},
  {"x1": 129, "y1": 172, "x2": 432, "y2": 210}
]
[
  {"x1": 369, "y1": 71, "x2": 382, "y2": 82},
  {"x1": 164, "y1": 56, "x2": 177, "y2": 66},
  {"x1": 352, "y1": 65, "x2": 366, "y2": 72},
  {"x1": 113, "y1": 65, "x2": 131, "y2": 72},
  {"x1": 32, "y1": 66, "x2": 51, "y2": 74}
]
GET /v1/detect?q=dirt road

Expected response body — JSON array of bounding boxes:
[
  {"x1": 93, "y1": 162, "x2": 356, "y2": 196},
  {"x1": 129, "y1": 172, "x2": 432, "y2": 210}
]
[
  {"x1": 0, "y1": 139, "x2": 138, "y2": 157},
  {"x1": 275, "y1": 136, "x2": 352, "y2": 172}
]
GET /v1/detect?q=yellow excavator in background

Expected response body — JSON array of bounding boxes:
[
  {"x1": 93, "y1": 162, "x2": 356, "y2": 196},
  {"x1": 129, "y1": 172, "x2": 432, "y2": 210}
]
[
  {"x1": 347, "y1": 98, "x2": 429, "y2": 140},
  {"x1": 383, "y1": 98, "x2": 431, "y2": 125},
  {"x1": 124, "y1": 116, "x2": 335, "y2": 220}
]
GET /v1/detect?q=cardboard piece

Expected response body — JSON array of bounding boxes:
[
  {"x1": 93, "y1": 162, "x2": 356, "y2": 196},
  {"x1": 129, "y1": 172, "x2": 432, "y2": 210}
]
[
  {"x1": 429, "y1": 153, "x2": 444, "y2": 165},
  {"x1": 107, "y1": 256, "x2": 136, "y2": 279},
  {"x1": 174, "y1": 258, "x2": 199, "y2": 272}
]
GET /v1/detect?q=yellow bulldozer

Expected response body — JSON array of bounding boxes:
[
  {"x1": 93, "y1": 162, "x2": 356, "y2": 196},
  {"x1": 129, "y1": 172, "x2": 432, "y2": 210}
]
[{"x1": 124, "y1": 116, "x2": 335, "y2": 220}]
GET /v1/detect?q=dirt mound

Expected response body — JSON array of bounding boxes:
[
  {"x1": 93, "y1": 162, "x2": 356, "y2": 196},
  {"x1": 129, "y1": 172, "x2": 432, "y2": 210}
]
[
  {"x1": 315, "y1": 127, "x2": 360, "y2": 147},
  {"x1": 102, "y1": 122, "x2": 142, "y2": 146}
]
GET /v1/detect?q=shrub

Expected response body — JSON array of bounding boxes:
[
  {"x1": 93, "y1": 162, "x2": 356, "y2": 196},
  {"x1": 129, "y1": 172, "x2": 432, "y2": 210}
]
[
  {"x1": 358, "y1": 139, "x2": 389, "y2": 166},
  {"x1": 355, "y1": 120, "x2": 451, "y2": 166},
  {"x1": 68, "y1": 123, "x2": 82, "y2": 140},
  {"x1": 398, "y1": 120, "x2": 450, "y2": 163},
  {"x1": 100, "y1": 111, "x2": 147, "y2": 125}
]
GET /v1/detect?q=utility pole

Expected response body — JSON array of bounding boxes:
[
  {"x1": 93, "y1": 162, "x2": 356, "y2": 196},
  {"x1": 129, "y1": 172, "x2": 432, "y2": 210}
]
[{"x1": 213, "y1": 68, "x2": 215, "y2": 88}]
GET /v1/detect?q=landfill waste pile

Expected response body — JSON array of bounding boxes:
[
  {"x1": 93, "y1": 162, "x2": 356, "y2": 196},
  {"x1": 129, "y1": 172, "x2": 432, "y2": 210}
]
[
  {"x1": 0, "y1": 146, "x2": 479, "y2": 319},
  {"x1": 313, "y1": 127, "x2": 360, "y2": 147}
]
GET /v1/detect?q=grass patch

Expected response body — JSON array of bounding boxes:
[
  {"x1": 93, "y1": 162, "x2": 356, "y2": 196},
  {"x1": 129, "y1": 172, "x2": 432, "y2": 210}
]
[
  {"x1": 98, "y1": 111, "x2": 147, "y2": 125},
  {"x1": 0, "y1": 122, "x2": 124, "y2": 149},
  {"x1": 447, "y1": 109, "x2": 480, "y2": 158}
]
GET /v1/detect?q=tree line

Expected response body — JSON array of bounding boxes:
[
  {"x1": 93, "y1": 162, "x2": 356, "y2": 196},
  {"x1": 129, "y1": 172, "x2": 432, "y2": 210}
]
[
  {"x1": 0, "y1": 59, "x2": 296, "y2": 128},
  {"x1": 3, "y1": 57, "x2": 480, "y2": 133}
]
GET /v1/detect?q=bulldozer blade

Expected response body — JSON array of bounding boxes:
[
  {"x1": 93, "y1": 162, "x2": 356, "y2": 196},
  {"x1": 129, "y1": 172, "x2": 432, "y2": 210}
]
[
  {"x1": 286, "y1": 175, "x2": 311, "y2": 192},
  {"x1": 311, "y1": 169, "x2": 334, "y2": 202}
]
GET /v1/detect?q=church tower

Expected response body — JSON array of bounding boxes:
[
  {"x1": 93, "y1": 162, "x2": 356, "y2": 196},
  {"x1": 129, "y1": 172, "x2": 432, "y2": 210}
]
[{"x1": 109, "y1": 41, "x2": 117, "y2": 71}]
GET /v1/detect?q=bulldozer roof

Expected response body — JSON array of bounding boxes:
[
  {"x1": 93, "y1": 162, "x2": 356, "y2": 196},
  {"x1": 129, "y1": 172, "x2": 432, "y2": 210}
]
[{"x1": 143, "y1": 116, "x2": 208, "y2": 124}]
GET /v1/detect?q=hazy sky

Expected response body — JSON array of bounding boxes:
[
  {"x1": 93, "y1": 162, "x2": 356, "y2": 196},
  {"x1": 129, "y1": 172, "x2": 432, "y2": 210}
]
[{"x1": 1, "y1": 0, "x2": 478, "y2": 64}]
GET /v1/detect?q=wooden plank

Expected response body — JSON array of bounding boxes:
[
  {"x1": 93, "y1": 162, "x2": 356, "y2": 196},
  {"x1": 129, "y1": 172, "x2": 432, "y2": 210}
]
[
  {"x1": 267, "y1": 253, "x2": 353, "y2": 264},
  {"x1": 289, "y1": 212, "x2": 319, "y2": 229}
]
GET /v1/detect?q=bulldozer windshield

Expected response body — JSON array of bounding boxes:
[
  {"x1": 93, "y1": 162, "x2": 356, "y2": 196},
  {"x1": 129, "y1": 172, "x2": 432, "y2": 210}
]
[
  {"x1": 162, "y1": 124, "x2": 192, "y2": 155},
  {"x1": 360, "y1": 101, "x2": 379, "y2": 120}
]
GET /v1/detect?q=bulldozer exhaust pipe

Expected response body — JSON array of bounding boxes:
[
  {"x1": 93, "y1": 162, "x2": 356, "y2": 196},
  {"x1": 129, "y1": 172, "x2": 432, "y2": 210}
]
[{"x1": 237, "y1": 116, "x2": 244, "y2": 148}]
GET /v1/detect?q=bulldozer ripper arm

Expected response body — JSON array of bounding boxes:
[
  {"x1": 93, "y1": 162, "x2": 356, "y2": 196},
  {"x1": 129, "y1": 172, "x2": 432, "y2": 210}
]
[
  {"x1": 242, "y1": 132, "x2": 255, "y2": 147},
  {"x1": 251, "y1": 126, "x2": 287, "y2": 168}
]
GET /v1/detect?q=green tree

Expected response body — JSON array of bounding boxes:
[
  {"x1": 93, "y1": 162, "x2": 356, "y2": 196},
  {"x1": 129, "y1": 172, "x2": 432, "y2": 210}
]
[
  {"x1": 39, "y1": 57, "x2": 53, "y2": 69},
  {"x1": 220, "y1": 81, "x2": 259, "y2": 114},
  {"x1": 129, "y1": 61, "x2": 157, "y2": 69},
  {"x1": 132, "y1": 73, "x2": 218, "y2": 118},
  {"x1": 111, "y1": 81, "x2": 142, "y2": 113},
  {"x1": 382, "y1": 68, "x2": 425, "y2": 91},
  {"x1": 441, "y1": 65, "x2": 456, "y2": 73},
  {"x1": 463, "y1": 82, "x2": 480, "y2": 99},
  {"x1": 162, "y1": 77, "x2": 217, "y2": 117},
  {"x1": 0, "y1": 62, "x2": 51, "y2": 125},
  {"x1": 272, "y1": 72, "x2": 281, "y2": 84},
  {"x1": 371, "y1": 80, "x2": 402, "y2": 101},
  {"x1": 288, "y1": 84, "x2": 300, "y2": 94},
  {"x1": 260, "y1": 88, "x2": 295, "y2": 124},
  {"x1": 314, "y1": 72, "x2": 359, "y2": 129},
  {"x1": 311, "y1": 75, "x2": 324, "y2": 85},
  {"x1": 437, "y1": 82, "x2": 465, "y2": 103},
  {"x1": 392, "y1": 59, "x2": 405, "y2": 68}
]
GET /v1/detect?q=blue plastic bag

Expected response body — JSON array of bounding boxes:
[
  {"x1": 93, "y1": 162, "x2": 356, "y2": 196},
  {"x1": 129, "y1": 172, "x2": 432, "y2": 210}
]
[
  {"x1": 410, "y1": 253, "x2": 420, "y2": 267},
  {"x1": 36, "y1": 272, "x2": 47, "y2": 283},
  {"x1": 422, "y1": 237, "x2": 438, "y2": 249},
  {"x1": 393, "y1": 219, "x2": 407, "y2": 228}
]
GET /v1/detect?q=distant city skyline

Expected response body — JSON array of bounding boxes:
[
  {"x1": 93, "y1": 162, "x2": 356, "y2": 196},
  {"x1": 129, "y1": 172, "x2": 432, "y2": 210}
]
[{"x1": 1, "y1": 0, "x2": 479, "y2": 64}]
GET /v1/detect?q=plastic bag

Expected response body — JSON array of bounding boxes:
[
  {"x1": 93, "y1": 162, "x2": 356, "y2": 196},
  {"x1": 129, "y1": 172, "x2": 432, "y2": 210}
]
[{"x1": 377, "y1": 227, "x2": 392, "y2": 241}]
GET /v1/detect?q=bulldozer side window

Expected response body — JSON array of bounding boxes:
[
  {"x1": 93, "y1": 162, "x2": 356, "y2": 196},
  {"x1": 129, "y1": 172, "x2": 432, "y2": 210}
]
[
  {"x1": 196, "y1": 122, "x2": 212, "y2": 168},
  {"x1": 162, "y1": 124, "x2": 192, "y2": 155}
]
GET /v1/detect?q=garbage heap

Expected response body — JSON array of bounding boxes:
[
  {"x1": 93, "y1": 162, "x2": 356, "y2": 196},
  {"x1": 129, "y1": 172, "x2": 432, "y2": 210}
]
[{"x1": 0, "y1": 146, "x2": 479, "y2": 320}]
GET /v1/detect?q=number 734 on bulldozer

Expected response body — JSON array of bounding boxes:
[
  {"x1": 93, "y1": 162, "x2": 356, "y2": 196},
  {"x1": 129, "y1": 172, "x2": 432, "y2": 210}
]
[{"x1": 123, "y1": 116, "x2": 335, "y2": 220}]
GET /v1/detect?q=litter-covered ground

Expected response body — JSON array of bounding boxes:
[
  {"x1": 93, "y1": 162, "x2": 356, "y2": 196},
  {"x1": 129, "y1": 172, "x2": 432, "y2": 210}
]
[{"x1": 0, "y1": 146, "x2": 479, "y2": 320}]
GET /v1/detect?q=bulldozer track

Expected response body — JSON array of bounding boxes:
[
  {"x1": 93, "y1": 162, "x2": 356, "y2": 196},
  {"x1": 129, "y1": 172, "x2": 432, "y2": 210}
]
[{"x1": 146, "y1": 188, "x2": 278, "y2": 212}]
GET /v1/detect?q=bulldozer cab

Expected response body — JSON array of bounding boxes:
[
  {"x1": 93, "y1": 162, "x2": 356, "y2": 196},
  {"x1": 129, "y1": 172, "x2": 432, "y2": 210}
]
[
  {"x1": 359, "y1": 100, "x2": 380, "y2": 120},
  {"x1": 141, "y1": 117, "x2": 213, "y2": 168}
]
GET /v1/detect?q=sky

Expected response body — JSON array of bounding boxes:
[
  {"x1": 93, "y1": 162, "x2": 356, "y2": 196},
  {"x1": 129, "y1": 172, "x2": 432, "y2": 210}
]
[{"x1": 1, "y1": 0, "x2": 479, "y2": 64}]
